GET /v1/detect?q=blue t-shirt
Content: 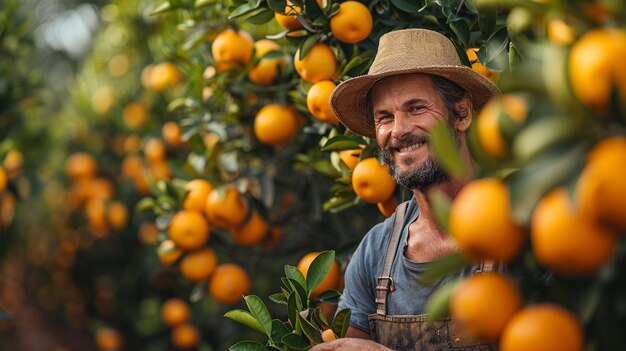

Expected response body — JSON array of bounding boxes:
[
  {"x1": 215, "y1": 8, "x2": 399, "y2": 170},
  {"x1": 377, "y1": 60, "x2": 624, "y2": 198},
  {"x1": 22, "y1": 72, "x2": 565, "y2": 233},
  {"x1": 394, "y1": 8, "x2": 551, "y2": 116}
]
[{"x1": 338, "y1": 198, "x2": 473, "y2": 332}]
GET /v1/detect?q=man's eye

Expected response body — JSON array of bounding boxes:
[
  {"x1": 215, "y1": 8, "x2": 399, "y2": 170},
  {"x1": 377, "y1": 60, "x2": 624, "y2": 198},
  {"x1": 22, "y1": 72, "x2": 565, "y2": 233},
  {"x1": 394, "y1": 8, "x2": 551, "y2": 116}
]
[
  {"x1": 376, "y1": 114, "x2": 392, "y2": 122},
  {"x1": 409, "y1": 106, "x2": 424, "y2": 113}
]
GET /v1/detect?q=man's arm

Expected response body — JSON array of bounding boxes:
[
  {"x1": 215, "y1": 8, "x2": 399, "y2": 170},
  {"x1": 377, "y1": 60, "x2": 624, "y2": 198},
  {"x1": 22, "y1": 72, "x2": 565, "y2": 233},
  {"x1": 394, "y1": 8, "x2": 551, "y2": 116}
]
[{"x1": 309, "y1": 326, "x2": 393, "y2": 351}]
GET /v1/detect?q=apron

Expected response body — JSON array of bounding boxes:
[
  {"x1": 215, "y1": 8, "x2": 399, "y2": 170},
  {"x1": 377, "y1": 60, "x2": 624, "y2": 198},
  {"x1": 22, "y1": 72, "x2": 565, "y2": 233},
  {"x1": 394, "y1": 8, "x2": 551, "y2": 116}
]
[{"x1": 367, "y1": 202, "x2": 497, "y2": 351}]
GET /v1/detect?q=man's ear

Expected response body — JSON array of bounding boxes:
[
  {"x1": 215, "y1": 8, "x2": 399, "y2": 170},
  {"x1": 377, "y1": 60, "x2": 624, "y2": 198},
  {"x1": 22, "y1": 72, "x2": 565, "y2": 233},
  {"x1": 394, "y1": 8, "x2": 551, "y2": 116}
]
[{"x1": 453, "y1": 96, "x2": 473, "y2": 132}]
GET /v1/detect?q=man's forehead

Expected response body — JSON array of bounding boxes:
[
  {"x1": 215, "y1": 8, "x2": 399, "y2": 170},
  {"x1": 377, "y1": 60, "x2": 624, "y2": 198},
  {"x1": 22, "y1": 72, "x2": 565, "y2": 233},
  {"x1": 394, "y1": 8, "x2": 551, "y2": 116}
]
[{"x1": 370, "y1": 73, "x2": 437, "y2": 104}]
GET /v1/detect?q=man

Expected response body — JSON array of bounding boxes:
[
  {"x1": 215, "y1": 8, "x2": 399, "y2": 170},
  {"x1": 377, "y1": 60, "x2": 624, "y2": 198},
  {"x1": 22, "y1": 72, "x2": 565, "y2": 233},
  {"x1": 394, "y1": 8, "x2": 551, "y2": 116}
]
[{"x1": 312, "y1": 29, "x2": 499, "y2": 350}]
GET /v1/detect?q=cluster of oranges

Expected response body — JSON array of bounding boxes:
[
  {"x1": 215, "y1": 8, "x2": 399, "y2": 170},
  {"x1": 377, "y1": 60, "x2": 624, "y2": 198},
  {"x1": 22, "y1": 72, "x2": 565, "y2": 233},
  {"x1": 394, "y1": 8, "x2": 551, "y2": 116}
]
[
  {"x1": 157, "y1": 181, "x2": 259, "y2": 305},
  {"x1": 445, "y1": 8, "x2": 626, "y2": 350},
  {"x1": 160, "y1": 298, "x2": 201, "y2": 350},
  {"x1": 0, "y1": 150, "x2": 21, "y2": 228},
  {"x1": 65, "y1": 152, "x2": 129, "y2": 238}
]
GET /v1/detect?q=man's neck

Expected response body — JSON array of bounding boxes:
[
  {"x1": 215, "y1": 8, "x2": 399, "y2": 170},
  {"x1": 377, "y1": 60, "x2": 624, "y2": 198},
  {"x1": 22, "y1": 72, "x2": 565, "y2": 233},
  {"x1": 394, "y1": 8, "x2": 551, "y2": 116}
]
[{"x1": 412, "y1": 178, "x2": 465, "y2": 225}]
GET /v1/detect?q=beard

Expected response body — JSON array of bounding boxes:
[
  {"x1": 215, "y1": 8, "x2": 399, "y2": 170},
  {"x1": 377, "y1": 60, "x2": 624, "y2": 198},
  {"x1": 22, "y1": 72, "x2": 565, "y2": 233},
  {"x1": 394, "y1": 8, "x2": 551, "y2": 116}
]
[{"x1": 381, "y1": 134, "x2": 450, "y2": 191}]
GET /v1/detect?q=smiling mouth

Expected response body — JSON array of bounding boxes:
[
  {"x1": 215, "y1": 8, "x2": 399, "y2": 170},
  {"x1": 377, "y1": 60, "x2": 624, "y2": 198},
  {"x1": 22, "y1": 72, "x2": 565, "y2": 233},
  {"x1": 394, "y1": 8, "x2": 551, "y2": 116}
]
[{"x1": 397, "y1": 142, "x2": 425, "y2": 153}]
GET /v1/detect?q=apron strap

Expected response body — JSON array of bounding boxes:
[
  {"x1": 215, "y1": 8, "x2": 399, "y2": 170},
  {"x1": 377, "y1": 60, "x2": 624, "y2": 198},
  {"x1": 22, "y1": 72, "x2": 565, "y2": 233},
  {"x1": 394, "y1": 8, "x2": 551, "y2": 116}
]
[{"x1": 375, "y1": 201, "x2": 409, "y2": 316}]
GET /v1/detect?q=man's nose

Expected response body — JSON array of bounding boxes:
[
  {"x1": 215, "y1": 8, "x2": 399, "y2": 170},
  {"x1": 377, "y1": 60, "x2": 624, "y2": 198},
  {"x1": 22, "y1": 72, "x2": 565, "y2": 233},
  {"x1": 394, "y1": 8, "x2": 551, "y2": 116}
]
[{"x1": 391, "y1": 113, "x2": 412, "y2": 140}]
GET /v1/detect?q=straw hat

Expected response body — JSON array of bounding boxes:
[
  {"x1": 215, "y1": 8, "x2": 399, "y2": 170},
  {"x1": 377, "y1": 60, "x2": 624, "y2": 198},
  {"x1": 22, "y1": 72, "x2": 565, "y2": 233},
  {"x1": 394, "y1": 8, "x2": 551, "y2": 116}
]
[{"x1": 330, "y1": 28, "x2": 500, "y2": 138}]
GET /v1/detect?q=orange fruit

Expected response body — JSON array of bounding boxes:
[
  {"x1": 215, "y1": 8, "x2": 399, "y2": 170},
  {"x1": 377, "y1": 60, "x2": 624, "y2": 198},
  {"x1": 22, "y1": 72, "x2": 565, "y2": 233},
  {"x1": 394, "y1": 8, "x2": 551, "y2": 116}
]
[
  {"x1": 204, "y1": 186, "x2": 248, "y2": 228},
  {"x1": 0, "y1": 192, "x2": 15, "y2": 228},
  {"x1": 253, "y1": 104, "x2": 299, "y2": 146},
  {"x1": 449, "y1": 178, "x2": 526, "y2": 262},
  {"x1": 569, "y1": 28, "x2": 626, "y2": 112},
  {"x1": 274, "y1": 2, "x2": 303, "y2": 31},
  {"x1": 107, "y1": 201, "x2": 128, "y2": 230},
  {"x1": 157, "y1": 240, "x2": 183, "y2": 267},
  {"x1": 0, "y1": 166, "x2": 6, "y2": 193},
  {"x1": 338, "y1": 148, "x2": 362, "y2": 170},
  {"x1": 294, "y1": 43, "x2": 338, "y2": 83},
  {"x1": 122, "y1": 101, "x2": 149, "y2": 130},
  {"x1": 208, "y1": 263, "x2": 251, "y2": 305},
  {"x1": 149, "y1": 62, "x2": 181, "y2": 91},
  {"x1": 2, "y1": 150, "x2": 23, "y2": 179},
  {"x1": 532, "y1": 187, "x2": 617, "y2": 277},
  {"x1": 88, "y1": 178, "x2": 115, "y2": 201},
  {"x1": 180, "y1": 247, "x2": 218, "y2": 282},
  {"x1": 248, "y1": 39, "x2": 284, "y2": 85},
  {"x1": 377, "y1": 195, "x2": 398, "y2": 218},
  {"x1": 329, "y1": 1, "x2": 373, "y2": 44},
  {"x1": 162, "y1": 121, "x2": 183, "y2": 147},
  {"x1": 297, "y1": 252, "x2": 341, "y2": 299},
  {"x1": 230, "y1": 210, "x2": 269, "y2": 246},
  {"x1": 351, "y1": 157, "x2": 396, "y2": 204},
  {"x1": 547, "y1": 18, "x2": 575, "y2": 45},
  {"x1": 168, "y1": 210, "x2": 210, "y2": 250},
  {"x1": 306, "y1": 80, "x2": 339, "y2": 124},
  {"x1": 161, "y1": 298, "x2": 191, "y2": 327},
  {"x1": 576, "y1": 136, "x2": 626, "y2": 230},
  {"x1": 476, "y1": 94, "x2": 528, "y2": 158},
  {"x1": 451, "y1": 273, "x2": 522, "y2": 341},
  {"x1": 321, "y1": 328, "x2": 337, "y2": 342},
  {"x1": 95, "y1": 327, "x2": 123, "y2": 351},
  {"x1": 466, "y1": 48, "x2": 500, "y2": 82},
  {"x1": 149, "y1": 159, "x2": 172, "y2": 180},
  {"x1": 85, "y1": 198, "x2": 109, "y2": 237},
  {"x1": 65, "y1": 152, "x2": 98, "y2": 180},
  {"x1": 138, "y1": 222, "x2": 159, "y2": 244},
  {"x1": 183, "y1": 179, "x2": 214, "y2": 213},
  {"x1": 121, "y1": 154, "x2": 144, "y2": 180},
  {"x1": 500, "y1": 303, "x2": 583, "y2": 351},
  {"x1": 171, "y1": 323, "x2": 200, "y2": 350},
  {"x1": 123, "y1": 134, "x2": 142, "y2": 153},
  {"x1": 143, "y1": 138, "x2": 166, "y2": 163},
  {"x1": 211, "y1": 28, "x2": 254, "y2": 70}
]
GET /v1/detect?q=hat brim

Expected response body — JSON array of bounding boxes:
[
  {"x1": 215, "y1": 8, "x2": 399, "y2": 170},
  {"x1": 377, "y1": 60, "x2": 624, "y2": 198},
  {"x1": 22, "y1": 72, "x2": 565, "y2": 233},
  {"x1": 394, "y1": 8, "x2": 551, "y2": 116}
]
[{"x1": 330, "y1": 66, "x2": 500, "y2": 138}]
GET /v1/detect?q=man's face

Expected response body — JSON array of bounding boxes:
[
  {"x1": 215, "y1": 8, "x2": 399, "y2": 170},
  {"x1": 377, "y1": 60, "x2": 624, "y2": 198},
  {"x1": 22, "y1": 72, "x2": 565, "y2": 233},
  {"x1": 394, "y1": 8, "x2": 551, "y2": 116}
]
[{"x1": 370, "y1": 73, "x2": 456, "y2": 190}]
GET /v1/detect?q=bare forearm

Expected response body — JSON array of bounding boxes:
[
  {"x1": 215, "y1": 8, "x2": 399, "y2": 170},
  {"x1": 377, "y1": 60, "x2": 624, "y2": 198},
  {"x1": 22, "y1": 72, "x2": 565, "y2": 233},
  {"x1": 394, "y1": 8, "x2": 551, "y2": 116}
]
[{"x1": 310, "y1": 338, "x2": 393, "y2": 351}]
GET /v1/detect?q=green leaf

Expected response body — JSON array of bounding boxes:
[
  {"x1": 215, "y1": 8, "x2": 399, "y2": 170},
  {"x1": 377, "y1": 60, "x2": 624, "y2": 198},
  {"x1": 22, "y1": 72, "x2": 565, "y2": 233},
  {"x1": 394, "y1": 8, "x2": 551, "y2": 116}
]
[
  {"x1": 430, "y1": 120, "x2": 469, "y2": 179},
  {"x1": 268, "y1": 0, "x2": 287, "y2": 12},
  {"x1": 270, "y1": 319, "x2": 291, "y2": 347},
  {"x1": 306, "y1": 251, "x2": 335, "y2": 296},
  {"x1": 419, "y1": 252, "x2": 471, "y2": 285},
  {"x1": 449, "y1": 19, "x2": 470, "y2": 47},
  {"x1": 135, "y1": 197, "x2": 156, "y2": 212},
  {"x1": 315, "y1": 289, "x2": 341, "y2": 304},
  {"x1": 297, "y1": 313, "x2": 324, "y2": 344},
  {"x1": 281, "y1": 333, "x2": 310, "y2": 350},
  {"x1": 311, "y1": 307, "x2": 330, "y2": 329},
  {"x1": 509, "y1": 141, "x2": 588, "y2": 224},
  {"x1": 245, "y1": 8, "x2": 276, "y2": 24},
  {"x1": 285, "y1": 265, "x2": 307, "y2": 293},
  {"x1": 285, "y1": 278, "x2": 308, "y2": 309},
  {"x1": 390, "y1": 0, "x2": 422, "y2": 13},
  {"x1": 299, "y1": 35, "x2": 319, "y2": 60},
  {"x1": 321, "y1": 135, "x2": 365, "y2": 151},
  {"x1": 244, "y1": 296, "x2": 273, "y2": 337},
  {"x1": 287, "y1": 292, "x2": 301, "y2": 327},
  {"x1": 151, "y1": 1, "x2": 172, "y2": 15},
  {"x1": 229, "y1": 3, "x2": 255, "y2": 19},
  {"x1": 269, "y1": 292, "x2": 289, "y2": 306},
  {"x1": 477, "y1": 7, "x2": 497, "y2": 39},
  {"x1": 224, "y1": 309, "x2": 268, "y2": 335},
  {"x1": 229, "y1": 341, "x2": 269, "y2": 351},
  {"x1": 331, "y1": 308, "x2": 351, "y2": 337},
  {"x1": 427, "y1": 188, "x2": 452, "y2": 233},
  {"x1": 424, "y1": 279, "x2": 462, "y2": 321}
]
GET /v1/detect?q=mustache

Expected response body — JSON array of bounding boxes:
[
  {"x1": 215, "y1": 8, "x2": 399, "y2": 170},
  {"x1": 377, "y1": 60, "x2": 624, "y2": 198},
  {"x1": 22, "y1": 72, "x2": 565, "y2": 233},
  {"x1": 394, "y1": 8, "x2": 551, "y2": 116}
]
[{"x1": 384, "y1": 134, "x2": 429, "y2": 150}]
